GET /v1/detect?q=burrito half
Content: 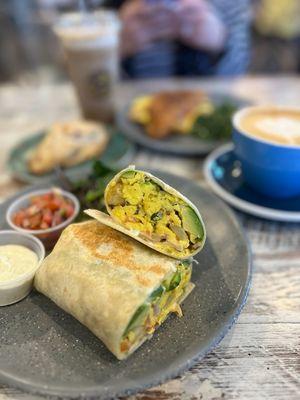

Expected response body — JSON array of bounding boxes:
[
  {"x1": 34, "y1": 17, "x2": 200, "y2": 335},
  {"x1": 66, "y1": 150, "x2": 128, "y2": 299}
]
[
  {"x1": 34, "y1": 220, "x2": 194, "y2": 360},
  {"x1": 85, "y1": 166, "x2": 206, "y2": 259}
]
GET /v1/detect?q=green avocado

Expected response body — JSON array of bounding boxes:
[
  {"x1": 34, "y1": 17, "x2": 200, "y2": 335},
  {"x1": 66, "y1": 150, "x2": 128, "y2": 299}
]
[
  {"x1": 121, "y1": 170, "x2": 136, "y2": 179},
  {"x1": 162, "y1": 268, "x2": 181, "y2": 292},
  {"x1": 181, "y1": 205, "x2": 204, "y2": 239},
  {"x1": 124, "y1": 303, "x2": 150, "y2": 336},
  {"x1": 148, "y1": 285, "x2": 165, "y2": 301},
  {"x1": 167, "y1": 270, "x2": 182, "y2": 291}
]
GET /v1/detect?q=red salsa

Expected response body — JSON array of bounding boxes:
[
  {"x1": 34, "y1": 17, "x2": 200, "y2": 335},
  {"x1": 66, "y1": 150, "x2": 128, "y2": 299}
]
[{"x1": 13, "y1": 191, "x2": 75, "y2": 230}]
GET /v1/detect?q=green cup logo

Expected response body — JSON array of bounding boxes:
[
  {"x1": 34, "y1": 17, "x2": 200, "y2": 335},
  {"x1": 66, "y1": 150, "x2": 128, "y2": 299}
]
[{"x1": 89, "y1": 70, "x2": 111, "y2": 97}]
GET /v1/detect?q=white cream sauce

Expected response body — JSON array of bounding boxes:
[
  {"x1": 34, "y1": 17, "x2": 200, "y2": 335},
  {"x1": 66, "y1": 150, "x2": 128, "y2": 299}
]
[{"x1": 0, "y1": 245, "x2": 38, "y2": 282}]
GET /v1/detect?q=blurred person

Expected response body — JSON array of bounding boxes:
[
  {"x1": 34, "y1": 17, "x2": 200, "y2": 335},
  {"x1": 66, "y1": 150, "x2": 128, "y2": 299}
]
[
  {"x1": 103, "y1": 0, "x2": 251, "y2": 78},
  {"x1": 0, "y1": 0, "x2": 251, "y2": 82},
  {"x1": 37, "y1": 0, "x2": 252, "y2": 78}
]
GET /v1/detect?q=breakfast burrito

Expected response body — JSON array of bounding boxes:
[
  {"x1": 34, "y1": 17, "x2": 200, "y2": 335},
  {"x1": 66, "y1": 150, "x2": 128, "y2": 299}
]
[
  {"x1": 34, "y1": 220, "x2": 194, "y2": 360},
  {"x1": 85, "y1": 166, "x2": 206, "y2": 259}
]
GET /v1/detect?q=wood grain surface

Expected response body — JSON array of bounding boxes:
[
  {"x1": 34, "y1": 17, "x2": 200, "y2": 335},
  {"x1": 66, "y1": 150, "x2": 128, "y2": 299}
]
[{"x1": 0, "y1": 76, "x2": 299, "y2": 400}]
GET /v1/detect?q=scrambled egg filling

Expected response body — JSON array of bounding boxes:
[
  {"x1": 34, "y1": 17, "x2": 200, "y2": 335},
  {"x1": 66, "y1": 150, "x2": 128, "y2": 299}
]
[
  {"x1": 120, "y1": 262, "x2": 192, "y2": 354},
  {"x1": 106, "y1": 171, "x2": 203, "y2": 258},
  {"x1": 129, "y1": 96, "x2": 153, "y2": 125}
]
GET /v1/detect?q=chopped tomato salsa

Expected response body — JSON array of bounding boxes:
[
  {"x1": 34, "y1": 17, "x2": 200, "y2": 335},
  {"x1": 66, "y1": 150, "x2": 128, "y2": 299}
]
[{"x1": 13, "y1": 191, "x2": 75, "y2": 230}]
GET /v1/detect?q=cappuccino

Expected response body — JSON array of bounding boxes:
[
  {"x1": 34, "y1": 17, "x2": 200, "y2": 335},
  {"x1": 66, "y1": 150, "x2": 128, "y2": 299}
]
[{"x1": 238, "y1": 108, "x2": 300, "y2": 146}]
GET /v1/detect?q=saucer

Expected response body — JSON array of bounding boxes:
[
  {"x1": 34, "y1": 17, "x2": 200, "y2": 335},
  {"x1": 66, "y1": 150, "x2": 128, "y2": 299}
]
[{"x1": 203, "y1": 144, "x2": 300, "y2": 222}]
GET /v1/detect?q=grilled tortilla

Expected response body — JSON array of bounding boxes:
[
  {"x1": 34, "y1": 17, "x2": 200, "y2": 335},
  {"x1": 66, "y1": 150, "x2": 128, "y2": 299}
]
[
  {"x1": 85, "y1": 166, "x2": 206, "y2": 259},
  {"x1": 34, "y1": 220, "x2": 194, "y2": 360}
]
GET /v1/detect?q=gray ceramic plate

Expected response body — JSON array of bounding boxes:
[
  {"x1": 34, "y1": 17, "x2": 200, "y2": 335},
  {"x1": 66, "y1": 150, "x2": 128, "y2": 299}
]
[
  {"x1": 7, "y1": 129, "x2": 135, "y2": 184},
  {"x1": 0, "y1": 171, "x2": 251, "y2": 399},
  {"x1": 117, "y1": 92, "x2": 251, "y2": 155}
]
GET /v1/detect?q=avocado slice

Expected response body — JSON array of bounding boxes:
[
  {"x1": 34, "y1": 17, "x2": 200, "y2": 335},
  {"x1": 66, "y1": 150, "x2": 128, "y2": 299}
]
[
  {"x1": 140, "y1": 179, "x2": 160, "y2": 193},
  {"x1": 181, "y1": 205, "x2": 204, "y2": 240},
  {"x1": 167, "y1": 270, "x2": 182, "y2": 291},
  {"x1": 124, "y1": 285, "x2": 165, "y2": 336},
  {"x1": 124, "y1": 303, "x2": 150, "y2": 336},
  {"x1": 148, "y1": 285, "x2": 165, "y2": 301},
  {"x1": 162, "y1": 269, "x2": 182, "y2": 292},
  {"x1": 121, "y1": 170, "x2": 136, "y2": 179}
]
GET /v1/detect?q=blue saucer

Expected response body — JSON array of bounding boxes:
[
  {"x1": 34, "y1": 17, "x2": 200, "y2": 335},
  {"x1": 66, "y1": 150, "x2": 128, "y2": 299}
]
[{"x1": 204, "y1": 144, "x2": 300, "y2": 222}]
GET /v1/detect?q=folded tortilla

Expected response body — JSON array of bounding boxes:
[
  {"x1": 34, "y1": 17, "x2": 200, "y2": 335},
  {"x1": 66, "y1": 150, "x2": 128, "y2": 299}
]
[
  {"x1": 34, "y1": 220, "x2": 194, "y2": 360},
  {"x1": 85, "y1": 166, "x2": 206, "y2": 260}
]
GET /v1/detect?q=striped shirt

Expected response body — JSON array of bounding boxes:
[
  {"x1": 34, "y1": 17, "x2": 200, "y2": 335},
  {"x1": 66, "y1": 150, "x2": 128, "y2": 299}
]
[{"x1": 105, "y1": 0, "x2": 251, "y2": 78}]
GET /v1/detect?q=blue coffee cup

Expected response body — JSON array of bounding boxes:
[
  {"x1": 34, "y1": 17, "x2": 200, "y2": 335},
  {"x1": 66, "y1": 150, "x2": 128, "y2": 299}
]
[{"x1": 232, "y1": 106, "x2": 300, "y2": 198}]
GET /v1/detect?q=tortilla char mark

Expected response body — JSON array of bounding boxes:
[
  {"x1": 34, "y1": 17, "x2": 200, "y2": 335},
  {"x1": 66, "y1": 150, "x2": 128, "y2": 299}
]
[{"x1": 68, "y1": 221, "x2": 167, "y2": 288}]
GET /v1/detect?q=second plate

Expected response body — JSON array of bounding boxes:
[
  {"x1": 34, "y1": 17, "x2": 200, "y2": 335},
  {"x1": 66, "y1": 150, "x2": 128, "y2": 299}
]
[
  {"x1": 8, "y1": 129, "x2": 135, "y2": 184},
  {"x1": 117, "y1": 92, "x2": 250, "y2": 156}
]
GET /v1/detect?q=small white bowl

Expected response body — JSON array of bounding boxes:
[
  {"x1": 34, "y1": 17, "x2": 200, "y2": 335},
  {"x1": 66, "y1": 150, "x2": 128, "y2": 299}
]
[
  {"x1": 6, "y1": 188, "x2": 80, "y2": 250},
  {"x1": 0, "y1": 230, "x2": 45, "y2": 306}
]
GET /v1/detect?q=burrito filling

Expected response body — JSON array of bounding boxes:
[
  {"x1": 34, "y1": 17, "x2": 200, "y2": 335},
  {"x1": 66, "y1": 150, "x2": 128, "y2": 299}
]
[
  {"x1": 106, "y1": 171, "x2": 204, "y2": 258},
  {"x1": 120, "y1": 260, "x2": 192, "y2": 355}
]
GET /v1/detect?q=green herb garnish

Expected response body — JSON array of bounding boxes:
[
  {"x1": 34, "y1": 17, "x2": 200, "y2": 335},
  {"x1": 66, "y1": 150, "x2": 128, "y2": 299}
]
[
  {"x1": 71, "y1": 160, "x2": 118, "y2": 221},
  {"x1": 151, "y1": 211, "x2": 163, "y2": 222},
  {"x1": 191, "y1": 102, "x2": 237, "y2": 141}
]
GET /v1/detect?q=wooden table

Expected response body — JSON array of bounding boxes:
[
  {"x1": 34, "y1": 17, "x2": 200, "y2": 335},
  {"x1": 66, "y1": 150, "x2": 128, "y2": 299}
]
[{"x1": 0, "y1": 76, "x2": 299, "y2": 400}]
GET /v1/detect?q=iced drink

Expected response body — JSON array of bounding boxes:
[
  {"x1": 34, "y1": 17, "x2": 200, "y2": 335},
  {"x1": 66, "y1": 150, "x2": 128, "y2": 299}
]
[{"x1": 55, "y1": 11, "x2": 120, "y2": 123}]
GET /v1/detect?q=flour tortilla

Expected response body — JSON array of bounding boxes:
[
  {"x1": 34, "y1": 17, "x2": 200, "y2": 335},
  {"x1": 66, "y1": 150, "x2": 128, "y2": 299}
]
[
  {"x1": 34, "y1": 220, "x2": 192, "y2": 360},
  {"x1": 85, "y1": 166, "x2": 206, "y2": 260}
]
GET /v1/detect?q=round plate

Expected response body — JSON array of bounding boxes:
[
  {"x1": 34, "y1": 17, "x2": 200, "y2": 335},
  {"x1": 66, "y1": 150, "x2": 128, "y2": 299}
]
[
  {"x1": 7, "y1": 129, "x2": 135, "y2": 184},
  {"x1": 204, "y1": 144, "x2": 300, "y2": 222},
  {"x1": 0, "y1": 172, "x2": 251, "y2": 398},
  {"x1": 117, "y1": 92, "x2": 250, "y2": 156}
]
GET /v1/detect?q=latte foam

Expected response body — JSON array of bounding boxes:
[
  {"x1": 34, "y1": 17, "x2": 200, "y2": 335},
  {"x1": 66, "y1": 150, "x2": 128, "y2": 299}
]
[{"x1": 238, "y1": 108, "x2": 300, "y2": 146}]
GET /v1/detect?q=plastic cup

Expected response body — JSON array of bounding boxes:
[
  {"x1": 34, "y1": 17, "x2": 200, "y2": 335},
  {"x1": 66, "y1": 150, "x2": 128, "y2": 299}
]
[{"x1": 54, "y1": 10, "x2": 120, "y2": 123}]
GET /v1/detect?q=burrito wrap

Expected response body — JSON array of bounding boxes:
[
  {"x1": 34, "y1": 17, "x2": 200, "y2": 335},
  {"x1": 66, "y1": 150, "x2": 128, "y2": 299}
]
[
  {"x1": 85, "y1": 166, "x2": 206, "y2": 259},
  {"x1": 34, "y1": 220, "x2": 193, "y2": 359}
]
